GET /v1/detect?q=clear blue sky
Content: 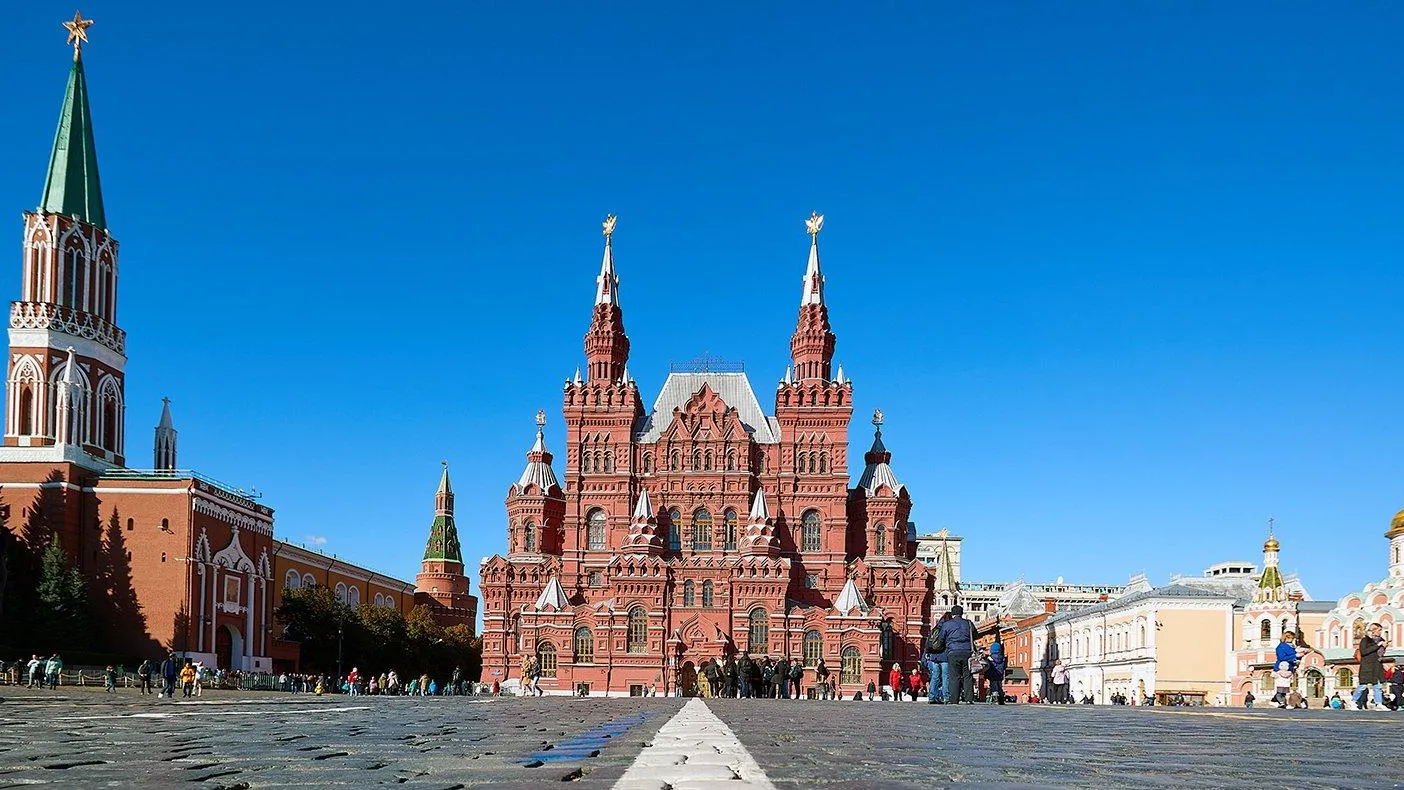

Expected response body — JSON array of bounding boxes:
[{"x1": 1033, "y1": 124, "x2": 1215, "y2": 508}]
[{"x1": 2, "y1": 2, "x2": 1401, "y2": 607}]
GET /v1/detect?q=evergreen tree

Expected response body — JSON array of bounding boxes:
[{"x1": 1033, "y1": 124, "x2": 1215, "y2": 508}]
[{"x1": 36, "y1": 538, "x2": 91, "y2": 652}]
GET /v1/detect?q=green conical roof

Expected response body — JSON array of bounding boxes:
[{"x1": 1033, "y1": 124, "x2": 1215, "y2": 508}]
[
  {"x1": 423, "y1": 514, "x2": 463, "y2": 564},
  {"x1": 40, "y1": 53, "x2": 105, "y2": 229}
]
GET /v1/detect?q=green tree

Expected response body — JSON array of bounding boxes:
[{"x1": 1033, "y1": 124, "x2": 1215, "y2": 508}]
[
  {"x1": 274, "y1": 585, "x2": 347, "y2": 672},
  {"x1": 35, "y1": 538, "x2": 90, "y2": 651}
]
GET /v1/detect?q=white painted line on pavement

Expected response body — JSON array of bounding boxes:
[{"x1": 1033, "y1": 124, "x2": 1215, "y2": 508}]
[{"x1": 612, "y1": 698, "x2": 775, "y2": 790}]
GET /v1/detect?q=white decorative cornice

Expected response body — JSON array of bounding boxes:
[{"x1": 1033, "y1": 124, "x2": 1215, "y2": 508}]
[
  {"x1": 194, "y1": 495, "x2": 272, "y2": 536},
  {"x1": 211, "y1": 527, "x2": 258, "y2": 575}
]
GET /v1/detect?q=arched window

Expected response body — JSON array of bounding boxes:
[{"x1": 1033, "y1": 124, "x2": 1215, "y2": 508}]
[
  {"x1": 302, "y1": 574, "x2": 315, "y2": 588},
  {"x1": 604, "y1": 452, "x2": 614, "y2": 473},
  {"x1": 671, "y1": 450, "x2": 680, "y2": 470},
  {"x1": 100, "y1": 264, "x2": 114, "y2": 321},
  {"x1": 347, "y1": 586, "x2": 360, "y2": 607},
  {"x1": 748, "y1": 608, "x2": 769, "y2": 652},
  {"x1": 1335, "y1": 667, "x2": 1354, "y2": 689},
  {"x1": 643, "y1": 453, "x2": 653, "y2": 474},
  {"x1": 1352, "y1": 620, "x2": 1366, "y2": 643},
  {"x1": 373, "y1": 593, "x2": 384, "y2": 606},
  {"x1": 574, "y1": 627, "x2": 594, "y2": 664},
  {"x1": 284, "y1": 569, "x2": 300, "y2": 590},
  {"x1": 803, "y1": 630, "x2": 823, "y2": 666},
  {"x1": 64, "y1": 247, "x2": 84, "y2": 310},
  {"x1": 1281, "y1": 618, "x2": 1291, "y2": 638},
  {"x1": 18, "y1": 386, "x2": 33, "y2": 435},
  {"x1": 536, "y1": 641, "x2": 557, "y2": 677},
  {"x1": 587, "y1": 509, "x2": 606, "y2": 551},
  {"x1": 683, "y1": 580, "x2": 695, "y2": 607},
  {"x1": 725, "y1": 449, "x2": 737, "y2": 471},
  {"x1": 801, "y1": 510, "x2": 822, "y2": 552},
  {"x1": 512, "y1": 614, "x2": 522, "y2": 650},
  {"x1": 819, "y1": 452, "x2": 828, "y2": 474},
  {"x1": 692, "y1": 449, "x2": 701, "y2": 470},
  {"x1": 1260, "y1": 620, "x2": 1271, "y2": 642},
  {"x1": 102, "y1": 398, "x2": 117, "y2": 450},
  {"x1": 692, "y1": 508, "x2": 713, "y2": 552},
  {"x1": 524, "y1": 521, "x2": 537, "y2": 553},
  {"x1": 335, "y1": 583, "x2": 347, "y2": 604},
  {"x1": 723, "y1": 510, "x2": 738, "y2": 551},
  {"x1": 840, "y1": 646, "x2": 862, "y2": 684},
  {"x1": 704, "y1": 450, "x2": 713, "y2": 471},
  {"x1": 627, "y1": 606, "x2": 648, "y2": 653},
  {"x1": 702, "y1": 580, "x2": 714, "y2": 607},
  {"x1": 875, "y1": 524, "x2": 887, "y2": 555},
  {"x1": 668, "y1": 509, "x2": 681, "y2": 551}
]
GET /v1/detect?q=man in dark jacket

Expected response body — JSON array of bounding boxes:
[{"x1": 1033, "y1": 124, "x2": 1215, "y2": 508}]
[
  {"x1": 137, "y1": 659, "x2": 153, "y2": 695},
  {"x1": 789, "y1": 661, "x2": 803, "y2": 700},
  {"x1": 722, "y1": 656, "x2": 736, "y2": 698},
  {"x1": 937, "y1": 604, "x2": 975, "y2": 703},
  {"x1": 773, "y1": 657, "x2": 790, "y2": 699},
  {"x1": 159, "y1": 653, "x2": 178, "y2": 699},
  {"x1": 737, "y1": 652, "x2": 754, "y2": 698},
  {"x1": 987, "y1": 638, "x2": 1008, "y2": 705}
]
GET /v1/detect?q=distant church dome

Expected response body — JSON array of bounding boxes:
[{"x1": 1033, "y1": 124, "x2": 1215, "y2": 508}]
[{"x1": 1389, "y1": 507, "x2": 1404, "y2": 538}]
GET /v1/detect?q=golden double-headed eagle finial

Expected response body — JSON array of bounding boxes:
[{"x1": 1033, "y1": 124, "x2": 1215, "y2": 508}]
[
  {"x1": 602, "y1": 214, "x2": 617, "y2": 240},
  {"x1": 63, "y1": 11, "x2": 94, "y2": 57},
  {"x1": 805, "y1": 211, "x2": 824, "y2": 238}
]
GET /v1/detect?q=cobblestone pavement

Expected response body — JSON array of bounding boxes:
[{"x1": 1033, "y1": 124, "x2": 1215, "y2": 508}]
[
  {"x1": 3, "y1": 688, "x2": 1402, "y2": 789},
  {"x1": 707, "y1": 698, "x2": 1404, "y2": 789}
]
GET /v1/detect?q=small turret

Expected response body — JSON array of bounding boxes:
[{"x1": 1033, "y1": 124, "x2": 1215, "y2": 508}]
[{"x1": 154, "y1": 397, "x2": 177, "y2": 470}]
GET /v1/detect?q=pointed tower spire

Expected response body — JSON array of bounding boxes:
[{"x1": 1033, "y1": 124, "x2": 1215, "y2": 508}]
[
  {"x1": 516, "y1": 410, "x2": 560, "y2": 491},
  {"x1": 1255, "y1": 517, "x2": 1285, "y2": 600},
  {"x1": 633, "y1": 488, "x2": 654, "y2": 520},
  {"x1": 749, "y1": 488, "x2": 770, "y2": 522},
  {"x1": 42, "y1": 13, "x2": 105, "y2": 229},
  {"x1": 154, "y1": 397, "x2": 178, "y2": 470},
  {"x1": 583, "y1": 214, "x2": 630, "y2": 382},
  {"x1": 858, "y1": 409, "x2": 903, "y2": 495},
  {"x1": 422, "y1": 462, "x2": 463, "y2": 565},
  {"x1": 790, "y1": 212, "x2": 836, "y2": 380},
  {"x1": 55, "y1": 347, "x2": 84, "y2": 446}
]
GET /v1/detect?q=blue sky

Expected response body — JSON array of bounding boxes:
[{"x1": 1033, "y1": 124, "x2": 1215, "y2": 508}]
[{"x1": 2, "y1": 2, "x2": 1401, "y2": 607}]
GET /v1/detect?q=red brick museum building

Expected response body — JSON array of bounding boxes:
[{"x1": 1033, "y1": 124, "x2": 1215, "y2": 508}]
[{"x1": 479, "y1": 215, "x2": 936, "y2": 696}]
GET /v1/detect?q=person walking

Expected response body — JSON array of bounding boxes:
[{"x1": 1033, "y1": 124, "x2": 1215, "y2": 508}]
[
  {"x1": 908, "y1": 665, "x2": 923, "y2": 702},
  {"x1": 26, "y1": 655, "x2": 41, "y2": 688},
  {"x1": 348, "y1": 667, "x2": 361, "y2": 697},
  {"x1": 772, "y1": 657, "x2": 789, "y2": 699},
  {"x1": 924, "y1": 613, "x2": 952, "y2": 704},
  {"x1": 44, "y1": 654, "x2": 62, "y2": 690},
  {"x1": 103, "y1": 665, "x2": 116, "y2": 693},
  {"x1": 1272, "y1": 661, "x2": 1293, "y2": 708},
  {"x1": 888, "y1": 663, "x2": 902, "y2": 702},
  {"x1": 1352, "y1": 622, "x2": 1389, "y2": 710},
  {"x1": 192, "y1": 663, "x2": 204, "y2": 697},
  {"x1": 938, "y1": 605, "x2": 976, "y2": 704},
  {"x1": 866, "y1": 680, "x2": 876, "y2": 701},
  {"x1": 1243, "y1": 689, "x2": 1255, "y2": 709},
  {"x1": 987, "y1": 638, "x2": 1008, "y2": 705},
  {"x1": 737, "y1": 652, "x2": 754, "y2": 698},
  {"x1": 160, "y1": 653, "x2": 178, "y2": 699},
  {"x1": 137, "y1": 659, "x2": 153, "y2": 695},
  {"x1": 179, "y1": 662, "x2": 196, "y2": 697},
  {"x1": 788, "y1": 660, "x2": 803, "y2": 700},
  {"x1": 816, "y1": 659, "x2": 831, "y2": 700},
  {"x1": 1050, "y1": 660, "x2": 1069, "y2": 704}
]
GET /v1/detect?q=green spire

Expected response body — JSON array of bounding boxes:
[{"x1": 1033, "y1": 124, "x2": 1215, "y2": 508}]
[
  {"x1": 40, "y1": 52, "x2": 106, "y2": 229},
  {"x1": 422, "y1": 463, "x2": 463, "y2": 564}
]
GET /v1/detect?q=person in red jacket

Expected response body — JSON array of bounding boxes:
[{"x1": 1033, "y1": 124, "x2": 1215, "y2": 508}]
[
  {"x1": 888, "y1": 663, "x2": 903, "y2": 702},
  {"x1": 909, "y1": 666, "x2": 923, "y2": 701}
]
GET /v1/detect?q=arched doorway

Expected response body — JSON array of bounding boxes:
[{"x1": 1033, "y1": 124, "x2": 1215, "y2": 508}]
[
  {"x1": 1304, "y1": 669, "x2": 1325, "y2": 700},
  {"x1": 216, "y1": 624, "x2": 243, "y2": 671},
  {"x1": 679, "y1": 661, "x2": 698, "y2": 697}
]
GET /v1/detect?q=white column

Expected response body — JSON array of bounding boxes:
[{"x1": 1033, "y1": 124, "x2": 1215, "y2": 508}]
[
  {"x1": 196, "y1": 564, "x2": 206, "y2": 652},
  {"x1": 259, "y1": 578, "x2": 268, "y2": 656},
  {"x1": 244, "y1": 575, "x2": 255, "y2": 666},
  {"x1": 210, "y1": 566, "x2": 220, "y2": 651}
]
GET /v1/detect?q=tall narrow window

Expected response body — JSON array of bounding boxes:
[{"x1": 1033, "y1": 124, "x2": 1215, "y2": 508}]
[
  {"x1": 642, "y1": 453, "x2": 653, "y2": 474},
  {"x1": 875, "y1": 524, "x2": 886, "y2": 555},
  {"x1": 101, "y1": 265, "x2": 114, "y2": 321},
  {"x1": 1259, "y1": 620, "x2": 1271, "y2": 642},
  {"x1": 723, "y1": 510, "x2": 738, "y2": 551},
  {"x1": 64, "y1": 248, "x2": 84, "y2": 310},
  {"x1": 748, "y1": 608, "x2": 769, "y2": 652},
  {"x1": 801, "y1": 510, "x2": 821, "y2": 552},
  {"x1": 671, "y1": 450, "x2": 680, "y2": 470},
  {"x1": 704, "y1": 450, "x2": 713, "y2": 471},
  {"x1": 701, "y1": 580, "x2": 714, "y2": 607},
  {"x1": 536, "y1": 641, "x2": 557, "y2": 677},
  {"x1": 803, "y1": 630, "x2": 822, "y2": 666},
  {"x1": 840, "y1": 646, "x2": 861, "y2": 684},
  {"x1": 682, "y1": 580, "x2": 695, "y2": 607},
  {"x1": 574, "y1": 627, "x2": 594, "y2": 664},
  {"x1": 18, "y1": 386, "x2": 33, "y2": 435},
  {"x1": 587, "y1": 509, "x2": 607, "y2": 550},
  {"x1": 725, "y1": 449, "x2": 737, "y2": 471},
  {"x1": 692, "y1": 449, "x2": 701, "y2": 470},
  {"x1": 102, "y1": 399, "x2": 117, "y2": 450},
  {"x1": 627, "y1": 606, "x2": 647, "y2": 653},
  {"x1": 668, "y1": 509, "x2": 681, "y2": 551},
  {"x1": 692, "y1": 508, "x2": 712, "y2": 552},
  {"x1": 819, "y1": 452, "x2": 828, "y2": 474},
  {"x1": 524, "y1": 521, "x2": 537, "y2": 553}
]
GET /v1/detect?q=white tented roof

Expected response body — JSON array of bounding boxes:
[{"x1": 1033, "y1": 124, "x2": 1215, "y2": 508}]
[
  {"x1": 834, "y1": 578, "x2": 869, "y2": 615},
  {"x1": 634, "y1": 372, "x2": 779, "y2": 444},
  {"x1": 534, "y1": 576, "x2": 570, "y2": 611}
]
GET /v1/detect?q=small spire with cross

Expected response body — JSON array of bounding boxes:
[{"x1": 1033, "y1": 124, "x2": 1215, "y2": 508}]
[{"x1": 63, "y1": 11, "x2": 94, "y2": 59}]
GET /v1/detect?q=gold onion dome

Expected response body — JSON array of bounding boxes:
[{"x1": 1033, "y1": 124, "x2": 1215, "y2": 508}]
[
  {"x1": 1263, "y1": 535, "x2": 1280, "y2": 552},
  {"x1": 1388, "y1": 508, "x2": 1404, "y2": 538}
]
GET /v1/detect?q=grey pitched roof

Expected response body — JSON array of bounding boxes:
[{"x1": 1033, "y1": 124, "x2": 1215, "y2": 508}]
[
  {"x1": 1044, "y1": 583, "x2": 1238, "y2": 627},
  {"x1": 634, "y1": 372, "x2": 780, "y2": 444}
]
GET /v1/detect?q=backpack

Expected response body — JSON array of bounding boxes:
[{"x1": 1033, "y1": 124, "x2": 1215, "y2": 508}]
[{"x1": 926, "y1": 629, "x2": 946, "y2": 655}]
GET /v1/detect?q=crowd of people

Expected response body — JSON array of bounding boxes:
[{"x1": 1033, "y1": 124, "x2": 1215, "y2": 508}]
[{"x1": 1244, "y1": 624, "x2": 1403, "y2": 711}]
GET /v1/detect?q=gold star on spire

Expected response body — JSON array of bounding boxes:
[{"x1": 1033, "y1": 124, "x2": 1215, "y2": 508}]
[{"x1": 63, "y1": 11, "x2": 94, "y2": 58}]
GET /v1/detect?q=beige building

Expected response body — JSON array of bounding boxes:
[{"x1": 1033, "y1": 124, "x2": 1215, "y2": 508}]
[{"x1": 1030, "y1": 581, "x2": 1239, "y2": 705}]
